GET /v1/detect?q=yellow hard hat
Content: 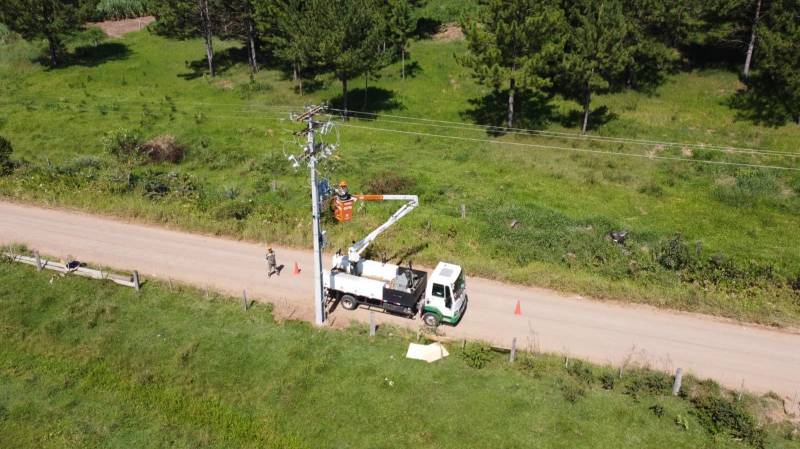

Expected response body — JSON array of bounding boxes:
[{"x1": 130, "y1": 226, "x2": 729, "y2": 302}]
[{"x1": 339, "y1": 180, "x2": 348, "y2": 188}]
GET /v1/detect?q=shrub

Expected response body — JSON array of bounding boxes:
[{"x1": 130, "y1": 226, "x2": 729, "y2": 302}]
[
  {"x1": 566, "y1": 360, "x2": 595, "y2": 384},
  {"x1": 460, "y1": 342, "x2": 492, "y2": 369},
  {"x1": 624, "y1": 370, "x2": 671, "y2": 400},
  {"x1": 713, "y1": 169, "x2": 779, "y2": 207},
  {"x1": 139, "y1": 135, "x2": 186, "y2": 163},
  {"x1": 103, "y1": 128, "x2": 142, "y2": 162},
  {"x1": 363, "y1": 171, "x2": 416, "y2": 194},
  {"x1": 96, "y1": 0, "x2": 148, "y2": 20},
  {"x1": 599, "y1": 371, "x2": 617, "y2": 390},
  {"x1": 657, "y1": 234, "x2": 691, "y2": 271},
  {"x1": 213, "y1": 200, "x2": 252, "y2": 221},
  {"x1": 137, "y1": 170, "x2": 200, "y2": 201},
  {"x1": 560, "y1": 379, "x2": 586, "y2": 404},
  {"x1": 691, "y1": 393, "x2": 765, "y2": 448},
  {"x1": 0, "y1": 135, "x2": 13, "y2": 175}
]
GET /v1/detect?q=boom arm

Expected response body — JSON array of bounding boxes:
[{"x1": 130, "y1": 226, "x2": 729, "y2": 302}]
[{"x1": 346, "y1": 194, "x2": 418, "y2": 263}]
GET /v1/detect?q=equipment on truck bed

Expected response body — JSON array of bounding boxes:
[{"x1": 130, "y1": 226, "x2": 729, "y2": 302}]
[{"x1": 323, "y1": 188, "x2": 468, "y2": 326}]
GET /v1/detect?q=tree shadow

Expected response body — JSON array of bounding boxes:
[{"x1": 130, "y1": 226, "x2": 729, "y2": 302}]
[
  {"x1": 328, "y1": 86, "x2": 403, "y2": 114},
  {"x1": 727, "y1": 86, "x2": 795, "y2": 127},
  {"x1": 556, "y1": 105, "x2": 618, "y2": 131},
  {"x1": 461, "y1": 89, "x2": 556, "y2": 136},
  {"x1": 681, "y1": 43, "x2": 742, "y2": 71},
  {"x1": 178, "y1": 46, "x2": 250, "y2": 80},
  {"x1": 401, "y1": 60, "x2": 423, "y2": 79},
  {"x1": 413, "y1": 17, "x2": 442, "y2": 39},
  {"x1": 43, "y1": 42, "x2": 131, "y2": 69}
]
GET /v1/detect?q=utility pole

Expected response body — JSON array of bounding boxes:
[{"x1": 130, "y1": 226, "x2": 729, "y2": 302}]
[{"x1": 289, "y1": 104, "x2": 334, "y2": 326}]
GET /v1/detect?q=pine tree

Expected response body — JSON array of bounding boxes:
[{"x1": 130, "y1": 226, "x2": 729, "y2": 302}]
[
  {"x1": 459, "y1": 0, "x2": 565, "y2": 128},
  {"x1": 256, "y1": 0, "x2": 318, "y2": 95},
  {"x1": 745, "y1": 0, "x2": 800, "y2": 125},
  {"x1": 385, "y1": 0, "x2": 416, "y2": 79},
  {"x1": 0, "y1": 0, "x2": 85, "y2": 67},
  {"x1": 151, "y1": 0, "x2": 222, "y2": 76},
  {"x1": 559, "y1": 0, "x2": 632, "y2": 134},
  {"x1": 312, "y1": 0, "x2": 387, "y2": 118}
]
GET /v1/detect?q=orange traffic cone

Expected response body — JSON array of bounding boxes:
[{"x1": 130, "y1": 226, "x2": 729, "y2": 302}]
[
  {"x1": 514, "y1": 300, "x2": 522, "y2": 316},
  {"x1": 293, "y1": 262, "x2": 301, "y2": 275}
]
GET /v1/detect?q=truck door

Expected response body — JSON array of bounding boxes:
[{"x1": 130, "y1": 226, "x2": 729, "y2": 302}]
[{"x1": 444, "y1": 286, "x2": 452, "y2": 310}]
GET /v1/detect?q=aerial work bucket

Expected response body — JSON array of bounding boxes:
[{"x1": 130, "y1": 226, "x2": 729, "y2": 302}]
[
  {"x1": 333, "y1": 196, "x2": 354, "y2": 222},
  {"x1": 332, "y1": 180, "x2": 354, "y2": 222}
]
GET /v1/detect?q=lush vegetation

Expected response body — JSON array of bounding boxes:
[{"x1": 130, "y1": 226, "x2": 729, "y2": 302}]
[
  {"x1": 0, "y1": 2, "x2": 799, "y2": 326},
  {"x1": 1, "y1": 259, "x2": 798, "y2": 448}
]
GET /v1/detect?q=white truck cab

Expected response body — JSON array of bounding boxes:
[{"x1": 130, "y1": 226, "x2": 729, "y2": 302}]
[{"x1": 421, "y1": 262, "x2": 468, "y2": 326}]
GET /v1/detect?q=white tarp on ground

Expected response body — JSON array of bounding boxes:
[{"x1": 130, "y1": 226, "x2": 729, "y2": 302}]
[{"x1": 405, "y1": 342, "x2": 449, "y2": 363}]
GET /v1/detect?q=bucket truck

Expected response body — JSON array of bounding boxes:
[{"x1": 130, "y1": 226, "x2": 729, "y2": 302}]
[{"x1": 323, "y1": 192, "x2": 468, "y2": 326}]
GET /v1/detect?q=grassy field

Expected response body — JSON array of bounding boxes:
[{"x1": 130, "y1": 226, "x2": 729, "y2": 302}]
[
  {"x1": 1, "y1": 258, "x2": 798, "y2": 448},
  {"x1": 0, "y1": 17, "x2": 799, "y2": 326}
]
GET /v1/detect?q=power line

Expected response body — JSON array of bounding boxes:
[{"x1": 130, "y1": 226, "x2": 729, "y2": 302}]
[
  {"x1": 336, "y1": 122, "x2": 800, "y2": 172},
  {"x1": 3, "y1": 100, "x2": 797, "y2": 170},
  {"x1": 328, "y1": 108, "x2": 800, "y2": 157}
]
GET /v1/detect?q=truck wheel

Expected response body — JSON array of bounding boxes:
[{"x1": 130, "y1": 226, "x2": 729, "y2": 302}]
[
  {"x1": 422, "y1": 312, "x2": 440, "y2": 327},
  {"x1": 340, "y1": 295, "x2": 358, "y2": 311}
]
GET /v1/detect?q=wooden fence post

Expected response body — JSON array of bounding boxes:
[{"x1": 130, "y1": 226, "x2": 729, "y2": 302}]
[
  {"x1": 509, "y1": 337, "x2": 517, "y2": 363},
  {"x1": 672, "y1": 368, "x2": 683, "y2": 396},
  {"x1": 205, "y1": 285, "x2": 210, "y2": 299},
  {"x1": 369, "y1": 311, "x2": 376, "y2": 337},
  {"x1": 133, "y1": 271, "x2": 140, "y2": 291},
  {"x1": 242, "y1": 289, "x2": 248, "y2": 311},
  {"x1": 35, "y1": 251, "x2": 42, "y2": 271},
  {"x1": 271, "y1": 179, "x2": 277, "y2": 192},
  {"x1": 168, "y1": 278, "x2": 173, "y2": 291},
  {"x1": 460, "y1": 204, "x2": 466, "y2": 219}
]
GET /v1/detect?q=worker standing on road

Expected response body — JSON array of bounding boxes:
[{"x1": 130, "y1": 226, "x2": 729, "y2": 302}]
[{"x1": 266, "y1": 247, "x2": 278, "y2": 277}]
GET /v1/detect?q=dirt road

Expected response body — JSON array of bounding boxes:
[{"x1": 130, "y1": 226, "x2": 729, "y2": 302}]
[{"x1": 1, "y1": 201, "x2": 799, "y2": 400}]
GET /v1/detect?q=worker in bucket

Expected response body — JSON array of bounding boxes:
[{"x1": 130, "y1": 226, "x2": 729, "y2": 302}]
[
  {"x1": 266, "y1": 246, "x2": 279, "y2": 277},
  {"x1": 335, "y1": 180, "x2": 351, "y2": 200}
]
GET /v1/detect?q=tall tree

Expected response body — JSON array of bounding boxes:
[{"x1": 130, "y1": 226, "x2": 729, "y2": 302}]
[
  {"x1": 219, "y1": 0, "x2": 260, "y2": 74},
  {"x1": 459, "y1": 0, "x2": 565, "y2": 128},
  {"x1": 745, "y1": 0, "x2": 800, "y2": 124},
  {"x1": 742, "y1": 0, "x2": 762, "y2": 78},
  {"x1": 151, "y1": 0, "x2": 220, "y2": 76},
  {"x1": 559, "y1": 0, "x2": 632, "y2": 134},
  {"x1": 256, "y1": 0, "x2": 318, "y2": 95},
  {"x1": 385, "y1": 0, "x2": 416, "y2": 79},
  {"x1": 0, "y1": 0, "x2": 85, "y2": 66},
  {"x1": 313, "y1": 0, "x2": 387, "y2": 117}
]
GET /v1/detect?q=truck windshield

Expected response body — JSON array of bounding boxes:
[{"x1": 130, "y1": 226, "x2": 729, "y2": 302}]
[{"x1": 453, "y1": 271, "x2": 465, "y2": 298}]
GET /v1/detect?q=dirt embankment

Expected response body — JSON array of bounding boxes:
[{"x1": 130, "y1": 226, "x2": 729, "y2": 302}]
[{"x1": 88, "y1": 16, "x2": 155, "y2": 39}]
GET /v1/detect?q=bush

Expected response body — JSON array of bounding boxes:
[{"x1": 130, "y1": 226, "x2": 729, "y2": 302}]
[
  {"x1": 0, "y1": 135, "x2": 13, "y2": 175},
  {"x1": 213, "y1": 200, "x2": 252, "y2": 221},
  {"x1": 566, "y1": 360, "x2": 595, "y2": 384},
  {"x1": 657, "y1": 234, "x2": 691, "y2": 271},
  {"x1": 140, "y1": 135, "x2": 186, "y2": 163},
  {"x1": 104, "y1": 130, "x2": 186, "y2": 164},
  {"x1": 96, "y1": 0, "x2": 148, "y2": 20},
  {"x1": 460, "y1": 342, "x2": 492, "y2": 369},
  {"x1": 713, "y1": 169, "x2": 780, "y2": 207},
  {"x1": 136, "y1": 170, "x2": 200, "y2": 201},
  {"x1": 624, "y1": 370, "x2": 671, "y2": 400},
  {"x1": 560, "y1": 378, "x2": 586, "y2": 404},
  {"x1": 691, "y1": 393, "x2": 765, "y2": 448},
  {"x1": 363, "y1": 171, "x2": 416, "y2": 194},
  {"x1": 103, "y1": 128, "x2": 142, "y2": 162}
]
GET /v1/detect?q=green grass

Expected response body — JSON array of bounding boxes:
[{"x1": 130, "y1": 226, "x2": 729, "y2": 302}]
[
  {"x1": 2, "y1": 258, "x2": 798, "y2": 448},
  {"x1": 0, "y1": 24, "x2": 799, "y2": 326}
]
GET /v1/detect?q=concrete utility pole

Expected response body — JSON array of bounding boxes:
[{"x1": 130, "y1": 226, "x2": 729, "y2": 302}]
[{"x1": 290, "y1": 104, "x2": 333, "y2": 326}]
